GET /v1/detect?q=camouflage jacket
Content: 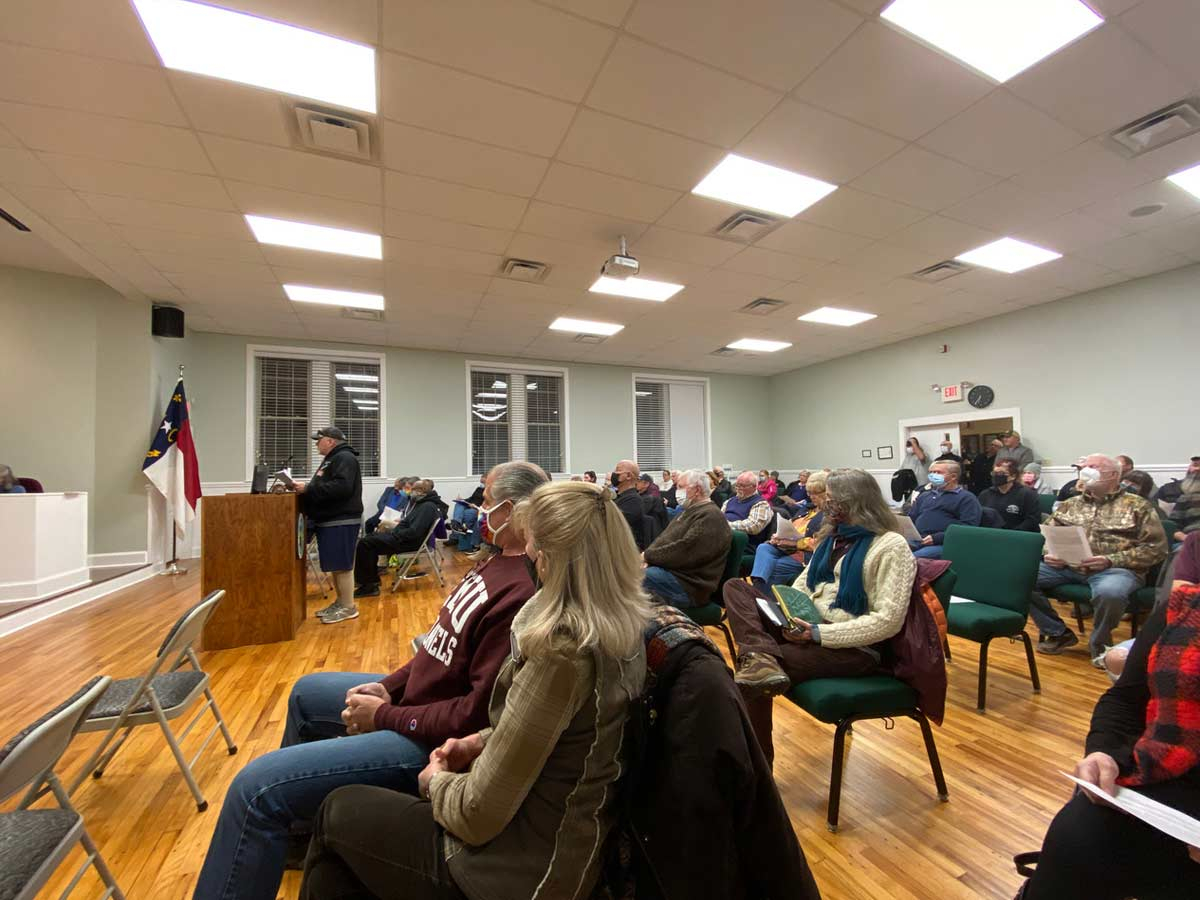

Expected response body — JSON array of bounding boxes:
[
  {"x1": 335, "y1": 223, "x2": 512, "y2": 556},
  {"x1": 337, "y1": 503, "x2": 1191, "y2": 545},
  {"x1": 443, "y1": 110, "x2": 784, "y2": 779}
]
[{"x1": 1050, "y1": 490, "x2": 1168, "y2": 574}]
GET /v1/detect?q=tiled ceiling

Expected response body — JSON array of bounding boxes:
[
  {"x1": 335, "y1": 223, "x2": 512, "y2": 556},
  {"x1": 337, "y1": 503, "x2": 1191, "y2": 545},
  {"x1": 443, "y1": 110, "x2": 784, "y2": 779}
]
[{"x1": 2, "y1": 0, "x2": 1200, "y2": 375}]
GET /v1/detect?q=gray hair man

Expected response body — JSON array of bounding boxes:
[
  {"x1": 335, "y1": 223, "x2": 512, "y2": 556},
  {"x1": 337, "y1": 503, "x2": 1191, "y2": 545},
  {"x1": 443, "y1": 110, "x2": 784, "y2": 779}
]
[
  {"x1": 641, "y1": 469, "x2": 731, "y2": 609},
  {"x1": 722, "y1": 471, "x2": 773, "y2": 548}
]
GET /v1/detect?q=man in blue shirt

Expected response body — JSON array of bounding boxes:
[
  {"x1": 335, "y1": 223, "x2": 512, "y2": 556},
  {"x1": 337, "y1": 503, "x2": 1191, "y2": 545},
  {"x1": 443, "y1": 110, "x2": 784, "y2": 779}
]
[
  {"x1": 0, "y1": 465, "x2": 26, "y2": 493},
  {"x1": 908, "y1": 460, "x2": 981, "y2": 559}
]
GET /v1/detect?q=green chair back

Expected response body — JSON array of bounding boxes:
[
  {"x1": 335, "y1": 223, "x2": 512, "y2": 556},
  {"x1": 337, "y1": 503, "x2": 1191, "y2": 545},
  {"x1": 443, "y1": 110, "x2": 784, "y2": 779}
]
[
  {"x1": 711, "y1": 529, "x2": 748, "y2": 602},
  {"x1": 941, "y1": 525, "x2": 1044, "y2": 616},
  {"x1": 1037, "y1": 493, "x2": 1056, "y2": 517},
  {"x1": 1161, "y1": 518, "x2": 1178, "y2": 539}
]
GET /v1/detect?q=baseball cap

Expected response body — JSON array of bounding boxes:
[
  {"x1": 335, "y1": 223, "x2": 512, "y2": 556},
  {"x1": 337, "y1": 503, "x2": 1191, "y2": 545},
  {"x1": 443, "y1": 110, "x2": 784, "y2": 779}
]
[
  {"x1": 310, "y1": 426, "x2": 345, "y2": 441},
  {"x1": 637, "y1": 473, "x2": 653, "y2": 483}
]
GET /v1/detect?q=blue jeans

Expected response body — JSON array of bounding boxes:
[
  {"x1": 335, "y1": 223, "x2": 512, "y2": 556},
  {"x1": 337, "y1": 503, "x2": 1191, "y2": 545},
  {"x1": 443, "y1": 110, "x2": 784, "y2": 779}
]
[
  {"x1": 913, "y1": 544, "x2": 944, "y2": 559},
  {"x1": 750, "y1": 542, "x2": 805, "y2": 586},
  {"x1": 193, "y1": 672, "x2": 428, "y2": 900},
  {"x1": 643, "y1": 566, "x2": 695, "y2": 608},
  {"x1": 1029, "y1": 563, "x2": 1143, "y2": 657},
  {"x1": 666, "y1": 505, "x2": 684, "y2": 520},
  {"x1": 449, "y1": 502, "x2": 481, "y2": 551}
]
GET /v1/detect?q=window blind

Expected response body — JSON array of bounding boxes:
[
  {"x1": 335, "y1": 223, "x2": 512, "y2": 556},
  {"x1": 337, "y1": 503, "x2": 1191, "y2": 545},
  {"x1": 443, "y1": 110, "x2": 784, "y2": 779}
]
[
  {"x1": 469, "y1": 365, "x2": 563, "y2": 475},
  {"x1": 634, "y1": 380, "x2": 672, "y2": 471}
]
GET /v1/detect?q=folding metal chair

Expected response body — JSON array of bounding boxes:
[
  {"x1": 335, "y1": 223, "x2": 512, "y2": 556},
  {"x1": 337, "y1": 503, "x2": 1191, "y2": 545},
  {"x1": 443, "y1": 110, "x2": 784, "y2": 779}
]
[
  {"x1": 0, "y1": 676, "x2": 125, "y2": 900},
  {"x1": 390, "y1": 518, "x2": 445, "y2": 589},
  {"x1": 68, "y1": 590, "x2": 237, "y2": 812},
  {"x1": 307, "y1": 533, "x2": 332, "y2": 599}
]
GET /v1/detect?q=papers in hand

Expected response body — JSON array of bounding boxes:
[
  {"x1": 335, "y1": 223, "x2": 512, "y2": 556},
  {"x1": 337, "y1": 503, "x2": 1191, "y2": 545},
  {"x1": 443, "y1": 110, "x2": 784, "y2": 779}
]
[
  {"x1": 1040, "y1": 525, "x2": 1093, "y2": 566},
  {"x1": 273, "y1": 468, "x2": 295, "y2": 489},
  {"x1": 757, "y1": 585, "x2": 823, "y2": 629},
  {"x1": 1064, "y1": 773, "x2": 1200, "y2": 849},
  {"x1": 774, "y1": 515, "x2": 801, "y2": 542},
  {"x1": 894, "y1": 513, "x2": 922, "y2": 543},
  {"x1": 379, "y1": 506, "x2": 403, "y2": 526}
]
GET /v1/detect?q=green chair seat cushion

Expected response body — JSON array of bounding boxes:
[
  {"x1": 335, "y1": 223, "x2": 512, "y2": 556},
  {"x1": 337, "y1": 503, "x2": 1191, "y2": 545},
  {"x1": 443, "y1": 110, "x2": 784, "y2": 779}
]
[
  {"x1": 786, "y1": 675, "x2": 917, "y2": 724},
  {"x1": 685, "y1": 602, "x2": 725, "y2": 628},
  {"x1": 1046, "y1": 583, "x2": 1092, "y2": 604},
  {"x1": 947, "y1": 602, "x2": 1027, "y2": 642}
]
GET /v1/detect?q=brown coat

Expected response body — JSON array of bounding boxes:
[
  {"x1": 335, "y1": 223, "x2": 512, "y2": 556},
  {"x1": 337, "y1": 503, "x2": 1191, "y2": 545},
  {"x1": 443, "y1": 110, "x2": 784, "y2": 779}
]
[{"x1": 643, "y1": 500, "x2": 732, "y2": 605}]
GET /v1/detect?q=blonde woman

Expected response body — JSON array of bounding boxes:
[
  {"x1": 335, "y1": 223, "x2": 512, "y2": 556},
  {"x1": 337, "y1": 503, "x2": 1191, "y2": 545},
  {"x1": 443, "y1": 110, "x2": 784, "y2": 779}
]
[{"x1": 300, "y1": 481, "x2": 651, "y2": 900}]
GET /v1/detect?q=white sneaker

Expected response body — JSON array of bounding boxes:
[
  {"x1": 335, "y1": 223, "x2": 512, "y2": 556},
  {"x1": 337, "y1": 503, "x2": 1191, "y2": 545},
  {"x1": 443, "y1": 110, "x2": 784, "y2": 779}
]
[
  {"x1": 1091, "y1": 653, "x2": 1108, "y2": 670},
  {"x1": 320, "y1": 605, "x2": 359, "y2": 624}
]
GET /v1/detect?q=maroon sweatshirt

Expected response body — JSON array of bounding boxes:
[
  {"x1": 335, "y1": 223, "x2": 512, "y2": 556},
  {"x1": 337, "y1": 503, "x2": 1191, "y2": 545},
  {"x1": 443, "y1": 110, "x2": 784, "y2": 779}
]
[{"x1": 374, "y1": 552, "x2": 535, "y2": 744}]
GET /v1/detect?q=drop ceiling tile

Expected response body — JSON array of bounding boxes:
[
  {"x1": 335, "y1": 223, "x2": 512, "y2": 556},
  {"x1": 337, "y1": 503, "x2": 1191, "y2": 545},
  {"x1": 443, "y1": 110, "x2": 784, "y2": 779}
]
[
  {"x1": 164, "y1": 273, "x2": 284, "y2": 301},
  {"x1": 269, "y1": 265, "x2": 383, "y2": 295},
  {"x1": 381, "y1": 1, "x2": 612, "y2": 102},
  {"x1": 474, "y1": 292, "x2": 565, "y2": 323},
  {"x1": 736, "y1": 100, "x2": 905, "y2": 185},
  {"x1": 756, "y1": 219, "x2": 874, "y2": 260},
  {"x1": 793, "y1": 22, "x2": 992, "y2": 142},
  {"x1": 168, "y1": 74, "x2": 292, "y2": 148},
  {"x1": 851, "y1": 145, "x2": 998, "y2": 212},
  {"x1": 141, "y1": 251, "x2": 278, "y2": 282},
  {"x1": 384, "y1": 172, "x2": 528, "y2": 231},
  {"x1": 556, "y1": 110, "x2": 724, "y2": 193},
  {"x1": 1139, "y1": 214, "x2": 1200, "y2": 260},
  {"x1": 653, "y1": 194, "x2": 742, "y2": 236},
  {"x1": 1010, "y1": 140, "x2": 1153, "y2": 209},
  {"x1": 888, "y1": 215, "x2": 1000, "y2": 257},
  {"x1": 0, "y1": 228, "x2": 93, "y2": 278},
  {"x1": 2, "y1": 0, "x2": 159, "y2": 64},
  {"x1": 687, "y1": 267, "x2": 788, "y2": 298},
  {"x1": 1008, "y1": 24, "x2": 1187, "y2": 138},
  {"x1": 630, "y1": 227, "x2": 743, "y2": 267},
  {"x1": 0, "y1": 43, "x2": 186, "y2": 126},
  {"x1": 214, "y1": 0, "x2": 379, "y2": 43},
  {"x1": 1126, "y1": 131, "x2": 1200, "y2": 183},
  {"x1": 113, "y1": 226, "x2": 264, "y2": 262},
  {"x1": 0, "y1": 124, "x2": 18, "y2": 148},
  {"x1": 519, "y1": 201, "x2": 648, "y2": 247},
  {"x1": 849, "y1": 240, "x2": 941, "y2": 277},
  {"x1": 799, "y1": 262, "x2": 891, "y2": 294},
  {"x1": 259, "y1": 245, "x2": 384, "y2": 279},
  {"x1": 224, "y1": 181, "x2": 382, "y2": 233},
  {"x1": 798, "y1": 187, "x2": 927, "y2": 239},
  {"x1": 535, "y1": 162, "x2": 680, "y2": 223},
  {"x1": 39, "y1": 154, "x2": 233, "y2": 210},
  {"x1": 201, "y1": 135, "x2": 381, "y2": 205},
  {"x1": 0, "y1": 102, "x2": 213, "y2": 174},
  {"x1": 1082, "y1": 180, "x2": 1200, "y2": 233},
  {"x1": 624, "y1": 0, "x2": 860, "y2": 91},
  {"x1": 381, "y1": 53, "x2": 575, "y2": 156},
  {"x1": 919, "y1": 90, "x2": 1086, "y2": 178},
  {"x1": 385, "y1": 261, "x2": 493, "y2": 295},
  {"x1": 80, "y1": 193, "x2": 252, "y2": 239},
  {"x1": 7, "y1": 186, "x2": 99, "y2": 221},
  {"x1": 1120, "y1": 0, "x2": 1200, "y2": 85},
  {"x1": 0, "y1": 147, "x2": 63, "y2": 187},
  {"x1": 46, "y1": 218, "x2": 127, "y2": 246},
  {"x1": 943, "y1": 181, "x2": 1078, "y2": 233},
  {"x1": 586, "y1": 37, "x2": 781, "y2": 146},
  {"x1": 538, "y1": 0, "x2": 633, "y2": 26},
  {"x1": 1074, "y1": 232, "x2": 1191, "y2": 277},
  {"x1": 383, "y1": 238, "x2": 503, "y2": 276},
  {"x1": 384, "y1": 210, "x2": 512, "y2": 255},
  {"x1": 719, "y1": 246, "x2": 825, "y2": 281},
  {"x1": 506, "y1": 232, "x2": 605, "y2": 271},
  {"x1": 382, "y1": 122, "x2": 548, "y2": 197}
]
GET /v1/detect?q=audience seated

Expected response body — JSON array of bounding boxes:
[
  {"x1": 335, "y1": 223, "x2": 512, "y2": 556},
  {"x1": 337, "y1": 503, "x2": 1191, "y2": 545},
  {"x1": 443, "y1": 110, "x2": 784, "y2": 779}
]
[
  {"x1": 1156, "y1": 455, "x2": 1200, "y2": 543},
  {"x1": 907, "y1": 460, "x2": 982, "y2": 558},
  {"x1": 641, "y1": 469, "x2": 732, "y2": 609},
  {"x1": 0, "y1": 464, "x2": 25, "y2": 493},
  {"x1": 723, "y1": 471, "x2": 774, "y2": 549},
  {"x1": 582, "y1": 470, "x2": 597, "y2": 484},
  {"x1": 978, "y1": 459, "x2": 1040, "y2": 532},
  {"x1": 1057, "y1": 457, "x2": 1086, "y2": 502},
  {"x1": 757, "y1": 469, "x2": 778, "y2": 503},
  {"x1": 723, "y1": 468, "x2": 916, "y2": 762},
  {"x1": 1116, "y1": 453, "x2": 1135, "y2": 478},
  {"x1": 636, "y1": 472, "x2": 660, "y2": 497},
  {"x1": 996, "y1": 430, "x2": 1035, "y2": 470},
  {"x1": 611, "y1": 459, "x2": 648, "y2": 550},
  {"x1": 192, "y1": 462, "x2": 548, "y2": 900},
  {"x1": 1030, "y1": 454, "x2": 1168, "y2": 665},
  {"x1": 967, "y1": 438, "x2": 1002, "y2": 495},
  {"x1": 1018, "y1": 581, "x2": 1200, "y2": 900},
  {"x1": 778, "y1": 469, "x2": 812, "y2": 516},
  {"x1": 353, "y1": 479, "x2": 448, "y2": 598},
  {"x1": 709, "y1": 467, "x2": 733, "y2": 508},
  {"x1": 750, "y1": 471, "x2": 828, "y2": 588},
  {"x1": 638, "y1": 477, "x2": 669, "y2": 546},
  {"x1": 364, "y1": 476, "x2": 410, "y2": 534},
  {"x1": 446, "y1": 475, "x2": 486, "y2": 552},
  {"x1": 299, "y1": 481, "x2": 651, "y2": 900},
  {"x1": 1021, "y1": 462, "x2": 1055, "y2": 496},
  {"x1": 661, "y1": 469, "x2": 678, "y2": 508}
]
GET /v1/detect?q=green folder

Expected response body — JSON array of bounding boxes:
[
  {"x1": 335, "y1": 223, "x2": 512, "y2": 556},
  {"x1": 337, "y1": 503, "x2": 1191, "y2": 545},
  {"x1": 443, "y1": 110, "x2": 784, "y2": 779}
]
[{"x1": 770, "y1": 585, "x2": 822, "y2": 626}]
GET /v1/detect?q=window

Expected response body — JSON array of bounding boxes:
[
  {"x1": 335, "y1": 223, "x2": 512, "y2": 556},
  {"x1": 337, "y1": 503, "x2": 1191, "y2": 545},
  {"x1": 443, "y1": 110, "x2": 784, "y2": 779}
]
[
  {"x1": 468, "y1": 363, "x2": 566, "y2": 475},
  {"x1": 251, "y1": 348, "x2": 383, "y2": 478},
  {"x1": 633, "y1": 376, "x2": 709, "y2": 471}
]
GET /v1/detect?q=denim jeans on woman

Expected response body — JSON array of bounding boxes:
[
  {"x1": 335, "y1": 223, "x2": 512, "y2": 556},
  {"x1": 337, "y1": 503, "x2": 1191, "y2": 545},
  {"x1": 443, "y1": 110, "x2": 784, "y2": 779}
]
[{"x1": 193, "y1": 672, "x2": 428, "y2": 900}]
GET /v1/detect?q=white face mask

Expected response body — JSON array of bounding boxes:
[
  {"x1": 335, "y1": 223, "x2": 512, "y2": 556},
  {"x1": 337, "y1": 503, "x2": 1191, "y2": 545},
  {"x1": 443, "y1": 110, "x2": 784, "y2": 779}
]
[
  {"x1": 940, "y1": 445, "x2": 951, "y2": 454},
  {"x1": 1078, "y1": 466, "x2": 1102, "y2": 484}
]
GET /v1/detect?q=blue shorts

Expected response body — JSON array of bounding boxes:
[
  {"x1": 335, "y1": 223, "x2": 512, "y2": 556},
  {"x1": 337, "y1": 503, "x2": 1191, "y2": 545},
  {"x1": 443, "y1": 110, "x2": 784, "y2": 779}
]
[{"x1": 314, "y1": 523, "x2": 358, "y2": 572}]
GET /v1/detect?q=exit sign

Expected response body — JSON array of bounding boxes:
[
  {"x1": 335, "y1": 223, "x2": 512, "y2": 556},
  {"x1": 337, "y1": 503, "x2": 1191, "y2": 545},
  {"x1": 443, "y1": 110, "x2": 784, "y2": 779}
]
[{"x1": 942, "y1": 384, "x2": 963, "y2": 403}]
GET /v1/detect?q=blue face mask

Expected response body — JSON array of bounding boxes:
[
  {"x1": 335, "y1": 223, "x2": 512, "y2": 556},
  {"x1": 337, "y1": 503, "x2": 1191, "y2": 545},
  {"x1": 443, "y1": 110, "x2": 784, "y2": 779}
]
[{"x1": 928, "y1": 473, "x2": 947, "y2": 487}]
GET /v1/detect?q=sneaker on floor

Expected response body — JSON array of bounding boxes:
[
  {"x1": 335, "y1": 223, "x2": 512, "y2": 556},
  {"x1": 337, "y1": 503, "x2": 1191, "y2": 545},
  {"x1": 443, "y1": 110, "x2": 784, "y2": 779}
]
[
  {"x1": 354, "y1": 584, "x2": 381, "y2": 599},
  {"x1": 734, "y1": 652, "x2": 790, "y2": 695},
  {"x1": 320, "y1": 605, "x2": 359, "y2": 624},
  {"x1": 315, "y1": 601, "x2": 340, "y2": 619},
  {"x1": 1091, "y1": 653, "x2": 1108, "y2": 670},
  {"x1": 1037, "y1": 629, "x2": 1079, "y2": 654}
]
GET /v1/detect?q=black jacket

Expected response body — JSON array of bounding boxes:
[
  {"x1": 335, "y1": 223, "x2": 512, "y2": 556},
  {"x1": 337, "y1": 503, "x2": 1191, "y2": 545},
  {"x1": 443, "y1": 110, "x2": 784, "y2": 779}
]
[
  {"x1": 302, "y1": 442, "x2": 363, "y2": 523},
  {"x1": 386, "y1": 491, "x2": 449, "y2": 550},
  {"x1": 602, "y1": 635, "x2": 820, "y2": 900},
  {"x1": 616, "y1": 488, "x2": 647, "y2": 550},
  {"x1": 640, "y1": 492, "x2": 669, "y2": 546},
  {"x1": 978, "y1": 484, "x2": 1040, "y2": 532},
  {"x1": 966, "y1": 453, "x2": 996, "y2": 495},
  {"x1": 711, "y1": 479, "x2": 733, "y2": 509}
]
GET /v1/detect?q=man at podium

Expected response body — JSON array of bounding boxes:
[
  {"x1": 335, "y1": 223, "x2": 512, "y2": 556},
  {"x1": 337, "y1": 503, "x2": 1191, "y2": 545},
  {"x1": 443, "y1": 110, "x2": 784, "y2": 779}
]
[{"x1": 295, "y1": 427, "x2": 363, "y2": 624}]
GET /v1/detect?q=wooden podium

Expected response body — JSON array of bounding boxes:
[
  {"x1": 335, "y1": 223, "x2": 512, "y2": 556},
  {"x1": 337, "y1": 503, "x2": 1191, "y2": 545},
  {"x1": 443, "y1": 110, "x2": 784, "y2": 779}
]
[{"x1": 200, "y1": 493, "x2": 306, "y2": 650}]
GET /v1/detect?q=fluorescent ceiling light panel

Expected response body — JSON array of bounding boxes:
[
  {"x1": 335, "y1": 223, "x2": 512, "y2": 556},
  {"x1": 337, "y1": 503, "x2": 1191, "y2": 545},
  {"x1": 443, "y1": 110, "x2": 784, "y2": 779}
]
[
  {"x1": 798, "y1": 307, "x2": 877, "y2": 327},
  {"x1": 1167, "y1": 163, "x2": 1200, "y2": 200},
  {"x1": 726, "y1": 338, "x2": 792, "y2": 353},
  {"x1": 549, "y1": 317, "x2": 625, "y2": 336},
  {"x1": 245, "y1": 215, "x2": 381, "y2": 260},
  {"x1": 956, "y1": 237, "x2": 1062, "y2": 273},
  {"x1": 334, "y1": 373, "x2": 378, "y2": 382},
  {"x1": 341, "y1": 386, "x2": 379, "y2": 394},
  {"x1": 692, "y1": 153, "x2": 837, "y2": 218},
  {"x1": 880, "y1": 0, "x2": 1103, "y2": 83},
  {"x1": 284, "y1": 284, "x2": 384, "y2": 310},
  {"x1": 132, "y1": 0, "x2": 376, "y2": 112},
  {"x1": 589, "y1": 276, "x2": 683, "y2": 303}
]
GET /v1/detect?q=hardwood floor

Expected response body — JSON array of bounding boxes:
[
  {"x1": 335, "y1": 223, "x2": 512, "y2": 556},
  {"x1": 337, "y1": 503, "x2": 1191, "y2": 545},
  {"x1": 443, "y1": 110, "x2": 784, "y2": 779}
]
[{"x1": 0, "y1": 555, "x2": 1122, "y2": 900}]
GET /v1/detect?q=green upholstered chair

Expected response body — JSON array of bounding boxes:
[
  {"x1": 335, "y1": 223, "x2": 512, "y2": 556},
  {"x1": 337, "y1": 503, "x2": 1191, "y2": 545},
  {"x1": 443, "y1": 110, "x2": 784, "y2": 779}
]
[
  {"x1": 941, "y1": 524, "x2": 1044, "y2": 712},
  {"x1": 783, "y1": 568, "x2": 955, "y2": 832},
  {"x1": 684, "y1": 529, "x2": 748, "y2": 658},
  {"x1": 1053, "y1": 547, "x2": 1177, "y2": 640},
  {"x1": 1037, "y1": 493, "x2": 1056, "y2": 517}
]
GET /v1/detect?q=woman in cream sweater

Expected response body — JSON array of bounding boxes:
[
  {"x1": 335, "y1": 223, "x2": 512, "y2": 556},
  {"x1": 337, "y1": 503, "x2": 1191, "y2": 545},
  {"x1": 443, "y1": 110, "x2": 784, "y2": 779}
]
[
  {"x1": 299, "y1": 481, "x2": 650, "y2": 900},
  {"x1": 723, "y1": 467, "x2": 917, "y2": 764}
]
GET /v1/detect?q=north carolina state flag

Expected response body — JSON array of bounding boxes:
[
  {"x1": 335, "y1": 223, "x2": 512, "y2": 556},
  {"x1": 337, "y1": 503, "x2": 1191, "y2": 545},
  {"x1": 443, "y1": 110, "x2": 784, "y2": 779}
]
[{"x1": 143, "y1": 379, "x2": 202, "y2": 538}]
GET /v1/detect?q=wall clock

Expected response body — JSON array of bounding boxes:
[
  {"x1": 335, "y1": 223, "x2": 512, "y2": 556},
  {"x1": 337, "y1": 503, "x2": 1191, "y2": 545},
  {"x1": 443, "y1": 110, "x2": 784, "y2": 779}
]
[{"x1": 968, "y1": 385, "x2": 994, "y2": 409}]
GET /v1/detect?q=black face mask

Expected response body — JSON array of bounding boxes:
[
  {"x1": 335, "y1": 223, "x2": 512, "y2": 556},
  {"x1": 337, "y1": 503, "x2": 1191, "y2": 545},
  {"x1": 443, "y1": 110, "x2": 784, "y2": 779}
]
[
  {"x1": 992, "y1": 473, "x2": 1009, "y2": 487},
  {"x1": 610, "y1": 472, "x2": 621, "y2": 488}
]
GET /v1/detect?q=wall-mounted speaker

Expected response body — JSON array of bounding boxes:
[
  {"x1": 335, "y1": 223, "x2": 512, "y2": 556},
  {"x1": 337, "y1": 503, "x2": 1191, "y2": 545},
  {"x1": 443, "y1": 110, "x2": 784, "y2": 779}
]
[{"x1": 152, "y1": 305, "x2": 185, "y2": 339}]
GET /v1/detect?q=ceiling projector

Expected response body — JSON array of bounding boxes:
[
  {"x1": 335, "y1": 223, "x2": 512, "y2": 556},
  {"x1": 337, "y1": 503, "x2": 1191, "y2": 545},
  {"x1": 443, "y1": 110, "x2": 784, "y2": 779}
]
[{"x1": 600, "y1": 236, "x2": 639, "y2": 279}]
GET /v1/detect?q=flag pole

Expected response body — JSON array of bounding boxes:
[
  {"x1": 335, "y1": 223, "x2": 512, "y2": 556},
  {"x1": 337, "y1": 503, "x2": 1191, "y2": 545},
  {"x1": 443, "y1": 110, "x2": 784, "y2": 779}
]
[{"x1": 160, "y1": 363, "x2": 189, "y2": 577}]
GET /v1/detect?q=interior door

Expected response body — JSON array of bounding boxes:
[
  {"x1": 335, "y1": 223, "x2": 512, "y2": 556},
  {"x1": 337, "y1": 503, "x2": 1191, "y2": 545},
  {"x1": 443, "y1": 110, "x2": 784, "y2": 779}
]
[
  {"x1": 668, "y1": 381, "x2": 708, "y2": 470},
  {"x1": 904, "y1": 425, "x2": 961, "y2": 462}
]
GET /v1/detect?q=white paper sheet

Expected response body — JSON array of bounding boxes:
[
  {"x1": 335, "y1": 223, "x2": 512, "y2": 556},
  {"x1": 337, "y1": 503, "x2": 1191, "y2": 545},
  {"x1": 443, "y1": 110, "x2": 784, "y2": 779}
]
[
  {"x1": 756, "y1": 596, "x2": 785, "y2": 627},
  {"x1": 1064, "y1": 773, "x2": 1200, "y2": 849},
  {"x1": 894, "y1": 514, "x2": 922, "y2": 543},
  {"x1": 380, "y1": 506, "x2": 402, "y2": 525},
  {"x1": 949, "y1": 596, "x2": 976, "y2": 605},
  {"x1": 774, "y1": 516, "x2": 801, "y2": 542},
  {"x1": 273, "y1": 467, "x2": 295, "y2": 489},
  {"x1": 1040, "y1": 525, "x2": 1093, "y2": 566}
]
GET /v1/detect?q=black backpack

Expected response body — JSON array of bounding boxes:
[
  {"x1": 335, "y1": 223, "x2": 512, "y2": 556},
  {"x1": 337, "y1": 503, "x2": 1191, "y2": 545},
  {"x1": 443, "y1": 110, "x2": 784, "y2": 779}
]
[{"x1": 891, "y1": 467, "x2": 918, "y2": 502}]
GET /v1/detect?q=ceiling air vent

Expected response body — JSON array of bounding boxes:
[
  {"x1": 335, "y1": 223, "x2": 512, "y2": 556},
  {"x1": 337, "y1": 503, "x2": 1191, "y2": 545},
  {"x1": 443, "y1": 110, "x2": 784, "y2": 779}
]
[
  {"x1": 0, "y1": 207, "x2": 31, "y2": 232},
  {"x1": 713, "y1": 210, "x2": 783, "y2": 243},
  {"x1": 710, "y1": 347, "x2": 738, "y2": 357},
  {"x1": 739, "y1": 297, "x2": 788, "y2": 316},
  {"x1": 342, "y1": 307, "x2": 383, "y2": 322},
  {"x1": 573, "y1": 334, "x2": 606, "y2": 344},
  {"x1": 293, "y1": 105, "x2": 373, "y2": 160},
  {"x1": 1109, "y1": 100, "x2": 1200, "y2": 158},
  {"x1": 499, "y1": 258, "x2": 549, "y2": 282},
  {"x1": 908, "y1": 260, "x2": 971, "y2": 283}
]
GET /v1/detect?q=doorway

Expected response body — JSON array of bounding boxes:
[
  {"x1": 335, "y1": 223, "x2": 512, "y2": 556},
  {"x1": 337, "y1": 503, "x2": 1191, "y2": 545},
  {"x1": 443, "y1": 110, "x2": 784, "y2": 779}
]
[{"x1": 898, "y1": 407, "x2": 1021, "y2": 465}]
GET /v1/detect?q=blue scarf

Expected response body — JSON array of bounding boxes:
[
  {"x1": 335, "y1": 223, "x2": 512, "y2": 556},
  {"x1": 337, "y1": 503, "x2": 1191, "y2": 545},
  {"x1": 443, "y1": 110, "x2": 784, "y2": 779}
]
[{"x1": 806, "y1": 524, "x2": 875, "y2": 616}]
